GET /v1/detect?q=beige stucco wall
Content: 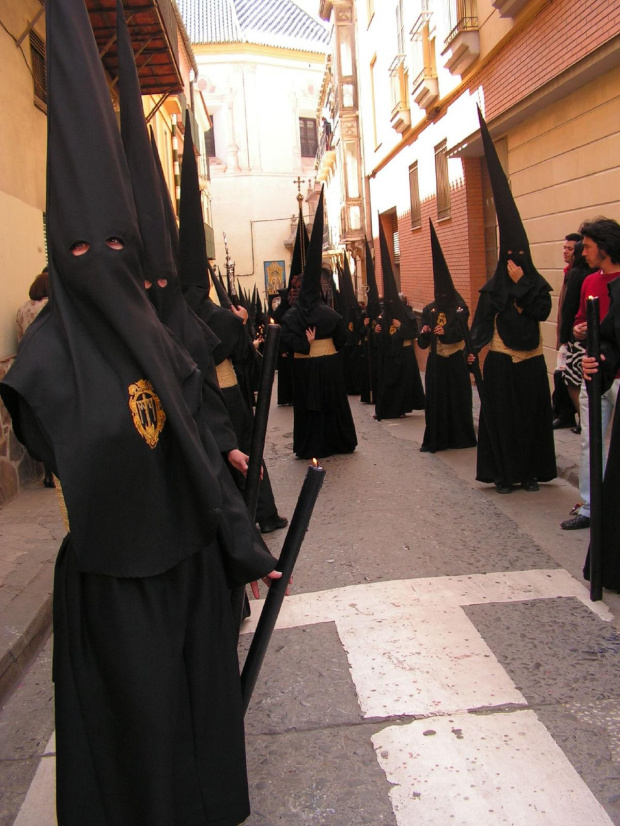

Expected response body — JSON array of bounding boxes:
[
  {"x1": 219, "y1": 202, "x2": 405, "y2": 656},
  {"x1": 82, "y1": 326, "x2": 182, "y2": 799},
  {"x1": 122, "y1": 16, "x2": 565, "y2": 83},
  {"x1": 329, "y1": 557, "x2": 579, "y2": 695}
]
[
  {"x1": 209, "y1": 172, "x2": 313, "y2": 297},
  {"x1": 506, "y1": 61, "x2": 620, "y2": 369},
  {"x1": 0, "y1": 0, "x2": 48, "y2": 360}
]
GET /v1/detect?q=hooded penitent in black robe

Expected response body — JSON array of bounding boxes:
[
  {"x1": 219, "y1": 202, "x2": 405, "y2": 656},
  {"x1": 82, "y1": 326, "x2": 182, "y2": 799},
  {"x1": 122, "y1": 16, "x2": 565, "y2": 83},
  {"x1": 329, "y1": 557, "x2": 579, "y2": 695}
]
[
  {"x1": 360, "y1": 239, "x2": 381, "y2": 405},
  {"x1": 280, "y1": 189, "x2": 357, "y2": 459},
  {"x1": 274, "y1": 206, "x2": 308, "y2": 404},
  {"x1": 0, "y1": 3, "x2": 275, "y2": 824},
  {"x1": 583, "y1": 278, "x2": 620, "y2": 590},
  {"x1": 273, "y1": 283, "x2": 298, "y2": 405},
  {"x1": 177, "y1": 113, "x2": 282, "y2": 528},
  {"x1": 374, "y1": 223, "x2": 425, "y2": 420},
  {"x1": 469, "y1": 108, "x2": 556, "y2": 488},
  {"x1": 418, "y1": 220, "x2": 476, "y2": 452},
  {"x1": 118, "y1": 25, "x2": 238, "y2": 462},
  {"x1": 339, "y1": 255, "x2": 364, "y2": 395}
]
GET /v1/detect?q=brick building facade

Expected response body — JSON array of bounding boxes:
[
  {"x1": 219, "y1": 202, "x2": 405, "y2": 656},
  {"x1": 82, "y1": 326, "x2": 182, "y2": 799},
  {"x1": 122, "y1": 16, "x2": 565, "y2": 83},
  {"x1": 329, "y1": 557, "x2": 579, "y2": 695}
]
[{"x1": 320, "y1": 0, "x2": 620, "y2": 373}]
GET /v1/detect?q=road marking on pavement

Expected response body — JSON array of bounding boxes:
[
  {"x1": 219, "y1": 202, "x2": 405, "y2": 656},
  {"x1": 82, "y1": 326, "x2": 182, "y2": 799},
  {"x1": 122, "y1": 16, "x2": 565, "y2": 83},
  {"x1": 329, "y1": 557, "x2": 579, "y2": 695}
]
[
  {"x1": 243, "y1": 568, "x2": 614, "y2": 824},
  {"x1": 373, "y1": 711, "x2": 612, "y2": 825},
  {"x1": 13, "y1": 735, "x2": 55, "y2": 826}
]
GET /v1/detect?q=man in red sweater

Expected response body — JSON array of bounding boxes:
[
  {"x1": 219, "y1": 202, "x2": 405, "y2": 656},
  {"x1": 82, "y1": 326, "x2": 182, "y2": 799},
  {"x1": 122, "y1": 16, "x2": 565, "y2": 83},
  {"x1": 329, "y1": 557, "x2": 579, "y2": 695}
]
[{"x1": 561, "y1": 217, "x2": 620, "y2": 529}]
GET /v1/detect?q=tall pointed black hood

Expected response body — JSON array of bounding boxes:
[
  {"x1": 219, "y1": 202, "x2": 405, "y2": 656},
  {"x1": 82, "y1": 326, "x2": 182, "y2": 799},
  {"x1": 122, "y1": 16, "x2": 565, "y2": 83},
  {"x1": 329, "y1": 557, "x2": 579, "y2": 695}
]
[
  {"x1": 117, "y1": 0, "x2": 174, "y2": 292},
  {"x1": 178, "y1": 110, "x2": 211, "y2": 292},
  {"x1": 295, "y1": 186, "x2": 325, "y2": 323},
  {"x1": 379, "y1": 221, "x2": 405, "y2": 324},
  {"x1": 477, "y1": 106, "x2": 531, "y2": 265},
  {"x1": 339, "y1": 254, "x2": 358, "y2": 310},
  {"x1": 339, "y1": 253, "x2": 360, "y2": 332},
  {"x1": 365, "y1": 238, "x2": 381, "y2": 322},
  {"x1": 208, "y1": 259, "x2": 232, "y2": 308},
  {"x1": 1, "y1": 0, "x2": 225, "y2": 578},
  {"x1": 430, "y1": 218, "x2": 466, "y2": 322},
  {"x1": 150, "y1": 127, "x2": 180, "y2": 263},
  {"x1": 290, "y1": 203, "x2": 309, "y2": 284},
  {"x1": 477, "y1": 106, "x2": 550, "y2": 308},
  {"x1": 117, "y1": 3, "x2": 221, "y2": 359}
]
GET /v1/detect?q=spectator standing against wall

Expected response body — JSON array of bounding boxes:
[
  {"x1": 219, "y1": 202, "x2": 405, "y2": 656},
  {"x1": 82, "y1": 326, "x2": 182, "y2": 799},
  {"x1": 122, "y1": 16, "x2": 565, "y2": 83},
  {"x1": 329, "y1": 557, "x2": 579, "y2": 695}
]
[
  {"x1": 15, "y1": 269, "x2": 54, "y2": 488},
  {"x1": 560, "y1": 218, "x2": 620, "y2": 530}
]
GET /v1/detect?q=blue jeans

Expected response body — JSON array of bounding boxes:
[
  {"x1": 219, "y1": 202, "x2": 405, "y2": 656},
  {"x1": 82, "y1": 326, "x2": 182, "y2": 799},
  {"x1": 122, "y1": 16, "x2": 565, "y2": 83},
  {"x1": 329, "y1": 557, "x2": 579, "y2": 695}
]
[{"x1": 578, "y1": 378, "x2": 619, "y2": 516}]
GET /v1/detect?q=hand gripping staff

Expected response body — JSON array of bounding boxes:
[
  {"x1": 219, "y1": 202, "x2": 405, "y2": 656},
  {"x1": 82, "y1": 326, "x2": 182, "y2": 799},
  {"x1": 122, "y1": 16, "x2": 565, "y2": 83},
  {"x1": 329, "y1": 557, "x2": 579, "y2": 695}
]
[{"x1": 230, "y1": 323, "x2": 281, "y2": 634}]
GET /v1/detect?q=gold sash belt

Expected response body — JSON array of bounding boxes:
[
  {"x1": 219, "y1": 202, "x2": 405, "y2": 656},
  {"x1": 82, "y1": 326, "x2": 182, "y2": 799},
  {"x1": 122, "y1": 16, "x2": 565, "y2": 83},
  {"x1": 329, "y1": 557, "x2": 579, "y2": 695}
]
[
  {"x1": 294, "y1": 338, "x2": 337, "y2": 358},
  {"x1": 402, "y1": 339, "x2": 413, "y2": 347},
  {"x1": 437, "y1": 340, "x2": 465, "y2": 358},
  {"x1": 490, "y1": 321, "x2": 543, "y2": 363},
  {"x1": 55, "y1": 477, "x2": 70, "y2": 533},
  {"x1": 215, "y1": 358, "x2": 238, "y2": 388}
]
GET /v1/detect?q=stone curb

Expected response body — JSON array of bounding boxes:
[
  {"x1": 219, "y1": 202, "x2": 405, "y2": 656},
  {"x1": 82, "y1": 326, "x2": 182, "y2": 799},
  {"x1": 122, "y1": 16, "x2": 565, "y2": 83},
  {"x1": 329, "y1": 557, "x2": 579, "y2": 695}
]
[{"x1": 0, "y1": 593, "x2": 52, "y2": 702}]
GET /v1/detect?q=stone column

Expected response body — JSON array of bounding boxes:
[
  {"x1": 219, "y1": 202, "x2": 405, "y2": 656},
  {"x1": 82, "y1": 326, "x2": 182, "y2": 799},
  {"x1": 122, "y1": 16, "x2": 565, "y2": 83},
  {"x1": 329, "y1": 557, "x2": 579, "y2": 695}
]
[{"x1": 226, "y1": 95, "x2": 240, "y2": 172}]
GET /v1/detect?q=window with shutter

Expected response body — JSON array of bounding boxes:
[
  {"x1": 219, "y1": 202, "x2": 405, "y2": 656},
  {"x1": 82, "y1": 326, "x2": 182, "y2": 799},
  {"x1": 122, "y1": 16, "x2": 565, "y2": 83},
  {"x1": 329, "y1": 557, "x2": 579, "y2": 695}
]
[
  {"x1": 30, "y1": 30, "x2": 47, "y2": 112},
  {"x1": 435, "y1": 140, "x2": 451, "y2": 220},
  {"x1": 409, "y1": 162, "x2": 421, "y2": 229},
  {"x1": 299, "y1": 118, "x2": 318, "y2": 158}
]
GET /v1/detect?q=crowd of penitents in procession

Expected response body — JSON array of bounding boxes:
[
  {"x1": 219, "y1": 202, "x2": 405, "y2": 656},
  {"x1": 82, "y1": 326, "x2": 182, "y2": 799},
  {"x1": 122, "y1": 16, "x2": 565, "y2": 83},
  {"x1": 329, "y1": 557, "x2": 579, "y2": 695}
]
[{"x1": 4, "y1": 0, "x2": 620, "y2": 822}]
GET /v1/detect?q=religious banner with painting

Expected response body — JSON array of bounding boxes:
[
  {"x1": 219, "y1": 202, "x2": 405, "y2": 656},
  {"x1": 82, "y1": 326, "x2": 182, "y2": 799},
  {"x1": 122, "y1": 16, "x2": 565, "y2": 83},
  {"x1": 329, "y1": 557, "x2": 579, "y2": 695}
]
[{"x1": 264, "y1": 260, "x2": 286, "y2": 297}]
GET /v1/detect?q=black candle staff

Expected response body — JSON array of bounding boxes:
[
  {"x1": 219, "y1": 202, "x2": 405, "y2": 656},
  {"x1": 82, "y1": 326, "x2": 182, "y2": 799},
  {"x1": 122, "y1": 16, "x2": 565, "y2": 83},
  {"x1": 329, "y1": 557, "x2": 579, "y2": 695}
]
[
  {"x1": 230, "y1": 324, "x2": 281, "y2": 635},
  {"x1": 223, "y1": 231, "x2": 240, "y2": 308},
  {"x1": 428, "y1": 308, "x2": 439, "y2": 454},
  {"x1": 366, "y1": 322, "x2": 374, "y2": 404},
  {"x1": 457, "y1": 307, "x2": 506, "y2": 485},
  {"x1": 240, "y1": 461, "x2": 326, "y2": 714},
  {"x1": 586, "y1": 296, "x2": 603, "y2": 601},
  {"x1": 244, "y1": 324, "x2": 280, "y2": 518}
]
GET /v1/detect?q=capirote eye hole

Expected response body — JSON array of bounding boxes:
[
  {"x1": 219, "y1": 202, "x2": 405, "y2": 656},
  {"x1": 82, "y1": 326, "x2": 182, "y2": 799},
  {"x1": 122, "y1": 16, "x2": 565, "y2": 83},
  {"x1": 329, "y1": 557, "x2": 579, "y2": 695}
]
[
  {"x1": 106, "y1": 237, "x2": 124, "y2": 250},
  {"x1": 70, "y1": 241, "x2": 90, "y2": 256},
  {"x1": 157, "y1": 278, "x2": 168, "y2": 288},
  {"x1": 144, "y1": 281, "x2": 153, "y2": 289}
]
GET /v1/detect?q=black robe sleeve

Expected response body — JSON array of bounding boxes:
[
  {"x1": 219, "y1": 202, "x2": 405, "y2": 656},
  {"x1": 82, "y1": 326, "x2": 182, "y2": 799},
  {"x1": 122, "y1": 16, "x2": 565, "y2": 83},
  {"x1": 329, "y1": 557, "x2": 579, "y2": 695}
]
[
  {"x1": 280, "y1": 317, "x2": 311, "y2": 355},
  {"x1": 560, "y1": 269, "x2": 588, "y2": 345},
  {"x1": 417, "y1": 306, "x2": 432, "y2": 350},
  {"x1": 331, "y1": 317, "x2": 348, "y2": 350},
  {"x1": 470, "y1": 292, "x2": 496, "y2": 352},
  {"x1": 199, "y1": 383, "x2": 238, "y2": 454},
  {"x1": 0, "y1": 386, "x2": 57, "y2": 474}
]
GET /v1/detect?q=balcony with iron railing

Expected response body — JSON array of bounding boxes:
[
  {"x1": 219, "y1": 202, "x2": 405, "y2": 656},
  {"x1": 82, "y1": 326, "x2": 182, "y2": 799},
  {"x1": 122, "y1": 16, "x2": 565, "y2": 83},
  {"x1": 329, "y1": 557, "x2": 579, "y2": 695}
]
[
  {"x1": 410, "y1": 14, "x2": 438, "y2": 110},
  {"x1": 315, "y1": 119, "x2": 337, "y2": 183},
  {"x1": 445, "y1": 0, "x2": 478, "y2": 46},
  {"x1": 441, "y1": 0, "x2": 480, "y2": 76},
  {"x1": 389, "y1": 55, "x2": 411, "y2": 133},
  {"x1": 491, "y1": 0, "x2": 530, "y2": 17}
]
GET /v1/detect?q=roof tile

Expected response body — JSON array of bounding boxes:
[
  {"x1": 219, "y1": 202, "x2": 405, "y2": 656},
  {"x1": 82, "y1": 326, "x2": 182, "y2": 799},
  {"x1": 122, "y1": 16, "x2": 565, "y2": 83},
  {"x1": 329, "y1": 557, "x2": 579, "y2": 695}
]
[{"x1": 178, "y1": 0, "x2": 329, "y2": 52}]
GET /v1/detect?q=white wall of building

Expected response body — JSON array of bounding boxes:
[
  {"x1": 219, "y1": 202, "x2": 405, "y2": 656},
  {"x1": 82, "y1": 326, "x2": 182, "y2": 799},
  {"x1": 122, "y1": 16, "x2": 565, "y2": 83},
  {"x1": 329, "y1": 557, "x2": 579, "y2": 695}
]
[{"x1": 194, "y1": 48, "x2": 325, "y2": 297}]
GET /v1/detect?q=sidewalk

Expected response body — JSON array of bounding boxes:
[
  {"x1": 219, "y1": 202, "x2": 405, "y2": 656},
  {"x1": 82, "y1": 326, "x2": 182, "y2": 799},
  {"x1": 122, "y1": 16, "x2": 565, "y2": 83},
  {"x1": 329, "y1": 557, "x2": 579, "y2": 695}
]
[
  {"x1": 0, "y1": 400, "x2": 584, "y2": 706},
  {"x1": 0, "y1": 486, "x2": 63, "y2": 702}
]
